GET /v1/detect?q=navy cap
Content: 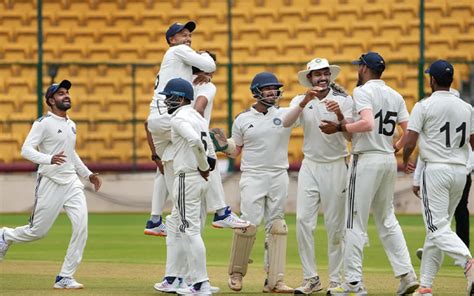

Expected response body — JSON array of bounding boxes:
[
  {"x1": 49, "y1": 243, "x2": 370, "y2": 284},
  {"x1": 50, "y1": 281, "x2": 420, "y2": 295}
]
[
  {"x1": 352, "y1": 52, "x2": 386, "y2": 73},
  {"x1": 165, "y1": 21, "x2": 196, "y2": 44},
  {"x1": 424, "y1": 60, "x2": 454, "y2": 85},
  {"x1": 250, "y1": 72, "x2": 283, "y2": 93},
  {"x1": 45, "y1": 80, "x2": 71, "y2": 100},
  {"x1": 159, "y1": 78, "x2": 194, "y2": 101}
]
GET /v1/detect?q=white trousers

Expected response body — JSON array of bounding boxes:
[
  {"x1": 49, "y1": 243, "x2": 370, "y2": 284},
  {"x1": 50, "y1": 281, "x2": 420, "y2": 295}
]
[
  {"x1": 419, "y1": 163, "x2": 471, "y2": 288},
  {"x1": 166, "y1": 172, "x2": 209, "y2": 284},
  {"x1": 296, "y1": 158, "x2": 346, "y2": 282},
  {"x1": 155, "y1": 160, "x2": 226, "y2": 216},
  {"x1": 4, "y1": 175, "x2": 88, "y2": 278},
  {"x1": 344, "y1": 153, "x2": 413, "y2": 282}
]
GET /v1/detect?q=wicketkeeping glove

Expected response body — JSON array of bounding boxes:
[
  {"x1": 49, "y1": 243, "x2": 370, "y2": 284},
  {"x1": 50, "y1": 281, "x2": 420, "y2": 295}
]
[{"x1": 209, "y1": 128, "x2": 229, "y2": 152}]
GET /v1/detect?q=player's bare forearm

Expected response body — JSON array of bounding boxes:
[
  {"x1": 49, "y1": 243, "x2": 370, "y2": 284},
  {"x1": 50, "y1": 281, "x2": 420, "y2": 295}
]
[
  {"x1": 403, "y1": 130, "x2": 419, "y2": 165},
  {"x1": 144, "y1": 121, "x2": 157, "y2": 156},
  {"x1": 470, "y1": 134, "x2": 474, "y2": 149}
]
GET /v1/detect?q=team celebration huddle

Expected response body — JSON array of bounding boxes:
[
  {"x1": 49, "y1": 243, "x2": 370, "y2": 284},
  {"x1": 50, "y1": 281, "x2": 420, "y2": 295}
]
[{"x1": 1, "y1": 19, "x2": 474, "y2": 296}]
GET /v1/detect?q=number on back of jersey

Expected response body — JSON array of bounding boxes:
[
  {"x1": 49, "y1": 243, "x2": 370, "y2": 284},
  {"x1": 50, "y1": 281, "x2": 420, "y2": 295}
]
[{"x1": 375, "y1": 109, "x2": 397, "y2": 136}]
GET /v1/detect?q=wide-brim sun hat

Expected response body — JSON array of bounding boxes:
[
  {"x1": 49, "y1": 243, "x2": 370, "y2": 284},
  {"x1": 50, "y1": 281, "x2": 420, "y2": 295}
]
[{"x1": 297, "y1": 58, "x2": 340, "y2": 88}]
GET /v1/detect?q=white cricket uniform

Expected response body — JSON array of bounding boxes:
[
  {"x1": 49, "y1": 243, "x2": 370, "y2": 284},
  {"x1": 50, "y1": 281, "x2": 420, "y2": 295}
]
[
  {"x1": 146, "y1": 112, "x2": 172, "y2": 215},
  {"x1": 408, "y1": 90, "x2": 473, "y2": 288},
  {"x1": 191, "y1": 80, "x2": 227, "y2": 213},
  {"x1": 165, "y1": 105, "x2": 211, "y2": 284},
  {"x1": 231, "y1": 106, "x2": 292, "y2": 230},
  {"x1": 147, "y1": 45, "x2": 215, "y2": 215},
  {"x1": 290, "y1": 89, "x2": 353, "y2": 283},
  {"x1": 344, "y1": 80, "x2": 414, "y2": 282},
  {"x1": 150, "y1": 44, "x2": 216, "y2": 114},
  {"x1": 3, "y1": 112, "x2": 91, "y2": 278}
]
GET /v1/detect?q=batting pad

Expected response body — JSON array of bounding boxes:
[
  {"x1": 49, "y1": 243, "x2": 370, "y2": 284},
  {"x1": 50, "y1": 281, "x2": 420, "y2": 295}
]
[
  {"x1": 267, "y1": 219, "x2": 288, "y2": 289},
  {"x1": 228, "y1": 224, "x2": 257, "y2": 276}
]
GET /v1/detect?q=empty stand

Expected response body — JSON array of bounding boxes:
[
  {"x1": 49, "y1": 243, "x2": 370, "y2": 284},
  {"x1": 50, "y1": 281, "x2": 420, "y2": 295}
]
[{"x1": 1, "y1": 0, "x2": 473, "y2": 165}]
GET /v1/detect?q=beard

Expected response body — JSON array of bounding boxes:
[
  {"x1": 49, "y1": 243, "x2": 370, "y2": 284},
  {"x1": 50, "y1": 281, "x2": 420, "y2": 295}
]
[
  {"x1": 356, "y1": 74, "x2": 363, "y2": 87},
  {"x1": 56, "y1": 101, "x2": 71, "y2": 111}
]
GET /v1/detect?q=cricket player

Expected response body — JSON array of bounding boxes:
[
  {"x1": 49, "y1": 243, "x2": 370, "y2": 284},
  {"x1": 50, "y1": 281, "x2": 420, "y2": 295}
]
[
  {"x1": 213, "y1": 72, "x2": 294, "y2": 293},
  {"x1": 156, "y1": 78, "x2": 218, "y2": 295},
  {"x1": 281, "y1": 58, "x2": 353, "y2": 294},
  {"x1": 321, "y1": 52, "x2": 418, "y2": 295},
  {"x1": 191, "y1": 63, "x2": 250, "y2": 229},
  {"x1": 0, "y1": 80, "x2": 102, "y2": 289},
  {"x1": 403, "y1": 60, "x2": 474, "y2": 296}
]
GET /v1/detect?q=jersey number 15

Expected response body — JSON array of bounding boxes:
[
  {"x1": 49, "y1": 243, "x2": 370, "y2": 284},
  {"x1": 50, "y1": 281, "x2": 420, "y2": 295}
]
[{"x1": 375, "y1": 110, "x2": 397, "y2": 136}]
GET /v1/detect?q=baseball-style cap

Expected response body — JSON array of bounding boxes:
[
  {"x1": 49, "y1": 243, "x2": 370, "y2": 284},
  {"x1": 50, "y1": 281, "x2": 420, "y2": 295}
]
[
  {"x1": 45, "y1": 79, "x2": 71, "y2": 100},
  {"x1": 297, "y1": 58, "x2": 341, "y2": 88},
  {"x1": 352, "y1": 52, "x2": 386, "y2": 73},
  {"x1": 424, "y1": 60, "x2": 454, "y2": 85},
  {"x1": 159, "y1": 78, "x2": 194, "y2": 101},
  {"x1": 165, "y1": 21, "x2": 196, "y2": 44}
]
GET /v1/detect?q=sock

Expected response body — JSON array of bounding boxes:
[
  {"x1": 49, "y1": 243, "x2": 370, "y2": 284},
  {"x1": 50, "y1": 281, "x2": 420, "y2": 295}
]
[
  {"x1": 165, "y1": 276, "x2": 176, "y2": 284},
  {"x1": 350, "y1": 281, "x2": 359, "y2": 285},
  {"x1": 216, "y1": 208, "x2": 227, "y2": 216},
  {"x1": 151, "y1": 215, "x2": 162, "y2": 223}
]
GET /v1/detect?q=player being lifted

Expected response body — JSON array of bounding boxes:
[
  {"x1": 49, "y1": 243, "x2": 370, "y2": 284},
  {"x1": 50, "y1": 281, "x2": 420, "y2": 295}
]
[
  {"x1": 0, "y1": 80, "x2": 102, "y2": 289},
  {"x1": 212, "y1": 72, "x2": 294, "y2": 293},
  {"x1": 321, "y1": 52, "x2": 419, "y2": 295},
  {"x1": 282, "y1": 58, "x2": 353, "y2": 294},
  {"x1": 403, "y1": 60, "x2": 474, "y2": 296}
]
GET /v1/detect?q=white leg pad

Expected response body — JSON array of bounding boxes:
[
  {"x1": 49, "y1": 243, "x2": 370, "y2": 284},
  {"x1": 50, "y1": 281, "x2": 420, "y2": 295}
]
[
  {"x1": 228, "y1": 224, "x2": 257, "y2": 276},
  {"x1": 267, "y1": 219, "x2": 288, "y2": 289}
]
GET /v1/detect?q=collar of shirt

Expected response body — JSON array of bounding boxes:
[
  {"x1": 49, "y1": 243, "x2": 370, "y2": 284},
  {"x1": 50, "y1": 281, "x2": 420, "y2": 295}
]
[
  {"x1": 250, "y1": 105, "x2": 277, "y2": 116},
  {"x1": 364, "y1": 79, "x2": 386, "y2": 87},
  {"x1": 431, "y1": 90, "x2": 454, "y2": 97},
  {"x1": 47, "y1": 111, "x2": 69, "y2": 121}
]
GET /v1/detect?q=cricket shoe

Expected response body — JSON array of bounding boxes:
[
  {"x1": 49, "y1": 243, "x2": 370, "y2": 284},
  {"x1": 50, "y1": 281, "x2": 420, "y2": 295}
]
[
  {"x1": 327, "y1": 282, "x2": 341, "y2": 294},
  {"x1": 228, "y1": 272, "x2": 243, "y2": 291},
  {"x1": 397, "y1": 270, "x2": 419, "y2": 295},
  {"x1": 330, "y1": 281, "x2": 367, "y2": 295},
  {"x1": 53, "y1": 276, "x2": 84, "y2": 289},
  {"x1": 466, "y1": 258, "x2": 474, "y2": 295},
  {"x1": 294, "y1": 276, "x2": 323, "y2": 294},
  {"x1": 212, "y1": 207, "x2": 251, "y2": 229},
  {"x1": 0, "y1": 228, "x2": 11, "y2": 261},
  {"x1": 413, "y1": 287, "x2": 432, "y2": 296},
  {"x1": 154, "y1": 277, "x2": 186, "y2": 293},
  {"x1": 263, "y1": 279, "x2": 294, "y2": 293},
  {"x1": 144, "y1": 218, "x2": 167, "y2": 237},
  {"x1": 176, "y1": 280, "x2": 218, "y2": 295}
]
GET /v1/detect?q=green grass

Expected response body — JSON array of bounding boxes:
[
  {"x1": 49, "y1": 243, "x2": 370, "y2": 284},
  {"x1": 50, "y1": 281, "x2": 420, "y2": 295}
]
[{"x1": 0, "y1": 214, "x2": 469, "y2": 295}]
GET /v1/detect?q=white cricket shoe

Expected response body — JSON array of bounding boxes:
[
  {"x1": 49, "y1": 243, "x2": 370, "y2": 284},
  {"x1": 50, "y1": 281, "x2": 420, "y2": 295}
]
[
  {"x1": 53, "y1": 276, "x2": 84, "y2": 289},
  {"x1": 330, "y1": 282, "x2": 367, "y2": 295},
  {"x1": 327, "y1": 281, "x2": 341, "y2": 294},
  {"x1": 0, "y1": 228, "x2": 11, "y2": 261},
  {"x1": 154, "y1": 277, "x2": 186, "y2": 293},
  {"x1": 465, "y1": 258, "x2": 474, "y2": 295},
  {"x1": 294, "y1": 276, "x2": 323, "y2": 294},
  {"x1": 212, "y1": 208, "x2": 250, "y2": 229},
  {"x1": 144, "y1": 219, "x2": 167, "y2": 237},
  {"x1": 413, "y1": 287, "x2": 433, "y2": 296},
  {"x1": 397, "y1": 270, "x2": 419, "y2": 295},
  {"x1": 176, "y1": 280, "x2": 217, "y2": 295}
]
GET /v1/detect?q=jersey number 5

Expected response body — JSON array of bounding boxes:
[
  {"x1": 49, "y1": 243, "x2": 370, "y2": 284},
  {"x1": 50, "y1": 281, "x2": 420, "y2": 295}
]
[
  {"x1": 200, "y1": 132, "x2": 208, "y2": 151},
  {"x1": 375, "y1": 110, "x2": 397, "y2": 136},
  {"x1": 440, "y1": 122, "x2": 466, "y2": 148}
]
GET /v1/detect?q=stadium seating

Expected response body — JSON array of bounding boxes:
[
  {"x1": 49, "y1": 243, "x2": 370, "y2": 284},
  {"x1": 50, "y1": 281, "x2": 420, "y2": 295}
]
[{"x1": 1, "y1": 0, "x2": 473, "y2": 165}]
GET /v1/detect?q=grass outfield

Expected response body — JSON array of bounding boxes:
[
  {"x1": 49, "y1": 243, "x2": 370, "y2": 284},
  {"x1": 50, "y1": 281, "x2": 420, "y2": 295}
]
[{"x1": 0, "y1": 213, "x2": 469, "y2": 295}]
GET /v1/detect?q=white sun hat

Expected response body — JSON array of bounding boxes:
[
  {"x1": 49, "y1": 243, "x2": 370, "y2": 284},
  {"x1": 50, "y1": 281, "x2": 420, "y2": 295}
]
[{"x1": 297, "y1": 58, "x2": 341, "y2": 88}]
